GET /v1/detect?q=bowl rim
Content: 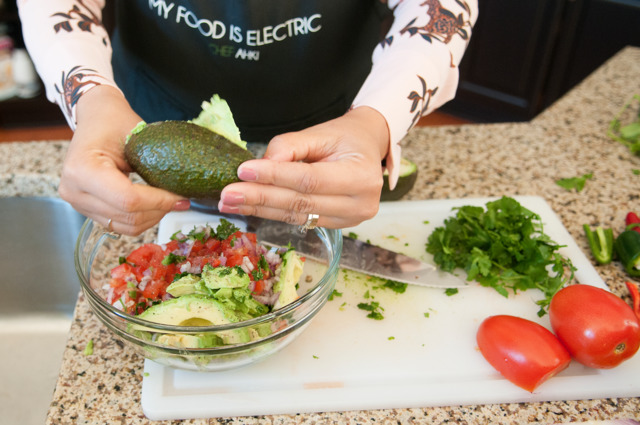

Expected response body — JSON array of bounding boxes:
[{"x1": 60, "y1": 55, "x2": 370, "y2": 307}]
[{"x1": 74, "y1": 216, "x2": 343, "y2": 334}]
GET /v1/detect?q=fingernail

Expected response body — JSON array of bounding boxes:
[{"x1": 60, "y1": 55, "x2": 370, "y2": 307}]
[
  {"x1": 238, "y1": 165, "x2": 258, "y2": 181},
  {"x1": 218, "y1": 200, "x2": 240, "y2": 214},
  {"x1": 220, "y1": 191, "x2": 244, "y2": 205},
  {"x1": 172, "y1": 200, "x2": 191, "y2": 211}
]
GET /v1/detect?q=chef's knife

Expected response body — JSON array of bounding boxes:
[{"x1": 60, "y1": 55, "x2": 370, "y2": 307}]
[{"x1": 256, "y1": 223, "x2": 468, "y2": 289}]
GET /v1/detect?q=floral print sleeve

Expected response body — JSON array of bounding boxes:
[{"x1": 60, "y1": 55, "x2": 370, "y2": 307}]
[
  {"x1": 352, "y1": 0, "x2": 478, "y2": 189},
  {"x1": 17, "y1": 0, "x2": 119, "y2": 129}
]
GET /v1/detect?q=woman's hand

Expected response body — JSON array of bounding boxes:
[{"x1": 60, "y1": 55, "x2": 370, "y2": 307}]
[
  {"x1": 58, "y1": 86, "x2": 190, "y2": 235},
  {"x1": 218, "y1": 106, "x2": 390, "y2": 229}
]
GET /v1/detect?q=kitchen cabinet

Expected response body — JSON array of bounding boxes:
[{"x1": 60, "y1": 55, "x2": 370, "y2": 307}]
[
  {"x1": 2, "y1": 0, "x2": 638, "y2": 127},
  {"x1": 441, "y1": 0, "x2": 640, "y2": 123},
  {"x1": 0, "y1": 0, "x2": 66, "y2": 127}
]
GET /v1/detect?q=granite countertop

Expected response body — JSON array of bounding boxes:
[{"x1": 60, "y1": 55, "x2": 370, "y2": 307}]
[{"x1": 1, "y1": 47, "x2": 639, "y2": 424}]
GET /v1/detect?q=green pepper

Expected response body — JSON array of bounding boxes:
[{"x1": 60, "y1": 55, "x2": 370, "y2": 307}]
[
  {"x1": 614, "y1": 230, "x2": 640, "y2": 277},
  {"x1": 583, "y1": 224, "x2": 614, "y2": 264}
]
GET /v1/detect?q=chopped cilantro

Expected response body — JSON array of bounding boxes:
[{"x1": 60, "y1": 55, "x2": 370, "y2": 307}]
[
  {"x1": 187, "y1": 226, "x2": 207, "y2": 242},
  {"x1": 258, "y1": 254, "x2": 269, "y2": 271},
  {"x1": 383, "y1": 280, "x2": 408, "y2": 293},
  {"x1": 445, "y1": 288, "x2": 459, "y2": 296},
  {"x1": 215, "y1": 219, "x2": 240, "y2": 240},
  {"x1": 607, "y1": 94, "x2": 640, "y2": 156},
  {"x1": 83, "y1": 339, "x2": 94, "y2": 356},
  {"x1": 357, "y1": 301, "x2": 384, "y2": 320},
  {"x1": 424, "y1": 312, "x2": 430, "y2": 318},
  {"x1": 217, "y1": 266, "x2": 233, "y2": 276},
  {"x1": 328, "y1": 289, "x2": 343, "y2": 301},
  {"x1": 170, "y1": 229, "x2": 188, "y2": 242},
  {"x1": 172, "y1": 272, "x2": 190, "y2": 282},
  {"x1": 388, "y1": 336, "x2": 395, "y2": 341},
  {"x1": 313, "y1": 355, "x2": 319, "y2": 359},
  {"x1": 347, "y1": 231, "x2": 358, "y2": 239},
  {"x1": 118, "y1": 256, "x2": 127, "y2": 265},
  {"x1": 363, "y1": 290, "x2": 371, "y2": 299},
  {"x1": 555, "y1": 173, "x2": 593, "y2": 192},
  {"x1": 162, "y1": 252, "x2": 186, "y2": 266},
  {"x1": 251, "y1": 268, "x2": 264, "y2": 281},
  {"x1": 426, "y1": 196, "x2": 575, "y2": 316}
]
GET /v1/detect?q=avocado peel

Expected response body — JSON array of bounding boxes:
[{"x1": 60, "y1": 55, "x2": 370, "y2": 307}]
[
  {"x1": 380, "y1": 158, "x2": 418, "y2": 202},
  {"x1": 124, "y1": 95, "x2": 254, "y2": 199}
]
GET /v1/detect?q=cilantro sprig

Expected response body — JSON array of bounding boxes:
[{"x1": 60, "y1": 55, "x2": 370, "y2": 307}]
[
  {"x1": 555, "y1": 173, "x2": 593, "y2": 192},
  {"x1": 608, "y1": 94, "x2": 640, "y2": 156},
  {"x1": 357, "y1": 301, "x2": 384, "y2": 320},
  {"x1": 426, "y1": 196, "x2": 575, "y2": 316}
]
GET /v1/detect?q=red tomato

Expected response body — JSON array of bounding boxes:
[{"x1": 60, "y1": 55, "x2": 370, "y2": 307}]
[
  {"x1": 226, "y1": 249, "x2": 248, "y2": 267},
  {"x1": 477, "y1": 315, "x2": 571, "y2": 392},
  {"x1": 142, "y1": 279, "x2": 166, "y2": 300},
  {"x1": 253, "y1": 280, "x2": 265, "y2": 295},
  {"x1": 162, "y1": 239, "x2": 180, "y2": 253},
  {"x1": 549, "y1": 284, "x2": 640, "y2": 369},
  {"x1": 127, "y1": 243, "x2": 164, "y2": 267},
  {"x1": 110, "y1": 262, "x2": 134, "y2": 280},
  {"x1": 204, "y1": 238, "x2": 221, "y2": 253}
]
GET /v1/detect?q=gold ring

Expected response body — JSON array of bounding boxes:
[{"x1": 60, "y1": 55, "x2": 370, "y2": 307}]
[
  {"x1": 301, "y1": 213, "x2": 319, "y2": 231},
  {"x1": 107, "y1": 218, "x2": 114, "y2": 233}
]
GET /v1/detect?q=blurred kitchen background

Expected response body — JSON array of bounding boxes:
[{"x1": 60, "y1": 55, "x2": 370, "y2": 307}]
[{"x1": 1, "y1": 0, "x2": 640, "y2": 140}]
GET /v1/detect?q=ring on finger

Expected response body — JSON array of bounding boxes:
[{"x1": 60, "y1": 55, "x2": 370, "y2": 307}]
[{"x1": 301, "y1": 213, "x2": 320, "y2": 232}]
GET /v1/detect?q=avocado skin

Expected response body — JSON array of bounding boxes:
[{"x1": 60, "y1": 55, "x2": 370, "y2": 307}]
[
  {"x1": 380, "y1": 162, "x2": 418, "y2": 202},
  {"x1": 125, "y1": 121, "x2": 254, "y2": 199}
]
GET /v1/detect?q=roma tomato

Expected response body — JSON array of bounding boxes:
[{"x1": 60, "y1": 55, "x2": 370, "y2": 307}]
[
  {"x1": 477, "y1": 315, "x2": 571, "y2": 392},
  {"x1": 549, "y1": 284, "x2": 640, "y2": 369}
]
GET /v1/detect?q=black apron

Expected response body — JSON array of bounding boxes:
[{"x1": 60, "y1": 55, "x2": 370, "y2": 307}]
[{"x1": 111, "y1": 1, "x2": 390, "y2": 143}]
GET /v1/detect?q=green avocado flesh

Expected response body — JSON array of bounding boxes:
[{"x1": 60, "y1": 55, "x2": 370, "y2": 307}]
[
  {"x1": 125, "y1": 121, "x2": 254, "y2": 199},
  {"x1": 380, "y1": 158, "x2": 418, "y2": 202}
]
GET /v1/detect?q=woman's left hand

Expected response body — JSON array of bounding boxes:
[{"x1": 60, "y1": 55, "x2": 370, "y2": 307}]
[{"x1": 218, "y1": 106, "x2": 390, "y2": 229}]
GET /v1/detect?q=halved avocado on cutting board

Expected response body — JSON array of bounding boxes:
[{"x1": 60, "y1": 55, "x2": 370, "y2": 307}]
[{"x1": 380, "y1": 158, "x2": 418, "y2": 201}]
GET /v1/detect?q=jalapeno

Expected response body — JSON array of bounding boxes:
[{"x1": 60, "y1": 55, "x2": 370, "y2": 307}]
[
  {"x1": 615, "y1": 230, "x2": 640, "y2": 277},
  {"x1": 583, "y1": 224, "x2": 614, "y2": 264}
]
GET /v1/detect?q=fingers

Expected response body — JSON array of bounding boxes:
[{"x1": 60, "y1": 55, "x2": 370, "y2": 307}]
[
  {"x1": 218, "y1": 108, "x2": 389, "y2": 230},
  {"x1": 218, "y1": 188, "x2": 378, "y2": 229},
  {"x1": 219, "y1": 161, "x2": 382, "y2": 229},
  {"x1": 237, "y1": 159, "x2": 368, "y2": 197},
  {"x1": 59, "y1": 163, "x2": 189, "y2": 236}
]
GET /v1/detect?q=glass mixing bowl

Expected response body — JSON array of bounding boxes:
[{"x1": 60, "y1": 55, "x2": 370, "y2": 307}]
[{"x1": 74, "y1": 211, "x2": 342, "y2": 372}]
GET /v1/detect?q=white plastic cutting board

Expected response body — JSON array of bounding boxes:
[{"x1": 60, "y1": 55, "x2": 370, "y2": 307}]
[{"x1": 141, "y1": 196, "x2": 640, "y2": 420}]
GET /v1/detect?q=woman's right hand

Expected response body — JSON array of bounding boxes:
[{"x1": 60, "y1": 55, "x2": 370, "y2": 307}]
[{"x1": 58, "y1": 86, "x2": 190, "y2": 235}]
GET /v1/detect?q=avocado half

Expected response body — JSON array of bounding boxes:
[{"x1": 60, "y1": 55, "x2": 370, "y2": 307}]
[
  {"x1": 125, "y1": 121, "x2": 254, "y2": 199},
  {"x1": 380, "y1": 158, "x2": 418, "y2": 201}
]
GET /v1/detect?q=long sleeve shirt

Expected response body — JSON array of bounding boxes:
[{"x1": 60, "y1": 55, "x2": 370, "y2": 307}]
[{"x1": 17, "y1": 0, "x2": 477, "y2": 188}]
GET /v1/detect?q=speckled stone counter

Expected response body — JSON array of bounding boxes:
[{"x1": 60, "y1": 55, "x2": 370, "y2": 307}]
[{"x1": 2, "y1": 47, "x2": 639, "y2": 425}]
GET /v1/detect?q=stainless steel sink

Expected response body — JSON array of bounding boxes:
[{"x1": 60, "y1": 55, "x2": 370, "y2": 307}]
[{"x1": 0, "y1": 197, "x2": 85, "y2": 425}]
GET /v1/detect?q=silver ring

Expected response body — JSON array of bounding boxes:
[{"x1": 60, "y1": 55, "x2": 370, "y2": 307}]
[
  {"x1": 107, "y1": 218, "x2": 114, "y2": 233},
  {"x1": 301, "y1": 213, "x2": 319, "y2": 231}
]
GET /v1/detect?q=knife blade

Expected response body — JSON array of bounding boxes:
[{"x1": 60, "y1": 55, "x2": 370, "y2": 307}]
[{"x1": 255, "y1": 222, "x2": 467, "y2": 289}]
